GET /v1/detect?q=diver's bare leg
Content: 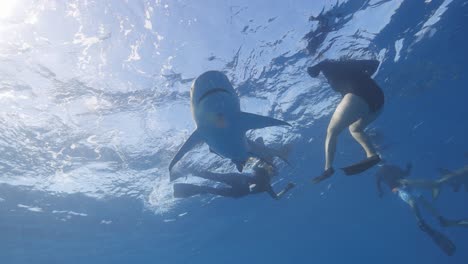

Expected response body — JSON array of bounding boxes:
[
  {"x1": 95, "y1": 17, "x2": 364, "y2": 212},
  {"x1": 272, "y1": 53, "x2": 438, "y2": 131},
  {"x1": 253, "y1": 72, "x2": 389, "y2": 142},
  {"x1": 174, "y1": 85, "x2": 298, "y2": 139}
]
[
  {"x1": 349, "y1": 108, "x2": 380, "y2": 158},
  {"x1": 325, "y1": 94, "x2": 368, "y2": 170}
]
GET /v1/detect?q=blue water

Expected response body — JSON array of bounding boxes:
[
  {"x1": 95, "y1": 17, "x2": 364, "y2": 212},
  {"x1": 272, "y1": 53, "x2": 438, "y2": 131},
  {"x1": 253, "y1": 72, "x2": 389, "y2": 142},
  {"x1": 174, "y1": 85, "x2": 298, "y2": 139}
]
[{"x1": 0, "y1": 0, "x2": 467, "y2": 263}]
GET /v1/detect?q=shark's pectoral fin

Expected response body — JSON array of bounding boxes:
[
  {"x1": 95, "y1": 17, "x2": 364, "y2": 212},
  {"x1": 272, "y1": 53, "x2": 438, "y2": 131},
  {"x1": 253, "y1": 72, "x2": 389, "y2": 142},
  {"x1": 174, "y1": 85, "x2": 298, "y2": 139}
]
[
  {"x1": 238, "y1": 112, "x2": 291, "y2": 131},
  {"x1": 169, "y1": 129, "x2": 203, "y2": 180}
]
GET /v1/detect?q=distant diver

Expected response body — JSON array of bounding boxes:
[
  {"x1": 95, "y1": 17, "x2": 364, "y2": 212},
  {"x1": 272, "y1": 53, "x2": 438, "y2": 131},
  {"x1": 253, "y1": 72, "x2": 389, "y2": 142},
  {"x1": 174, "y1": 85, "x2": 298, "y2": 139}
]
[
  {"x1": 169, "y1": 71, "x2": 291, "y2": 178},
  {"x1": 173, "y1": 160, "x2": 295, "y2": 200},
  {"x1": 307, "y1": 59, "x2": 384, "y2": 183},
  {"x1": 375, "y1": 163, "x2": 456, "y2": 256}
]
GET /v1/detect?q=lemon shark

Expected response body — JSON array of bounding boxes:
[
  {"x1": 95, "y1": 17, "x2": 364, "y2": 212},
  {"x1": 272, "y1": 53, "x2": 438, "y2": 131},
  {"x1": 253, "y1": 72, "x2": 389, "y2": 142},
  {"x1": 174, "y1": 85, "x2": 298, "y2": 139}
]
[{"x1": 169, "y1": 71, "x2": 291, "y2": 180}]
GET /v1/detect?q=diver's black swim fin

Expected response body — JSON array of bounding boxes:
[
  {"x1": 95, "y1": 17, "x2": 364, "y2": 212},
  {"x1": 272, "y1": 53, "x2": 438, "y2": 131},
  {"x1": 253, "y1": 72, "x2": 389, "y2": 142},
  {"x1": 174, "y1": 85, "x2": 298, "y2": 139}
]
[
  {"x1": 419, "y1": 221, "x2": 456, "y2": 256},
  {"x1": 312, "y1": 167, "x2": 334, "y2": 184},
  {"x1": 341, "y1": 155, "x2": 381, "y2": 175},
  {"x1": 429, "y1": 228, "x2": 456, "y2": 256}
]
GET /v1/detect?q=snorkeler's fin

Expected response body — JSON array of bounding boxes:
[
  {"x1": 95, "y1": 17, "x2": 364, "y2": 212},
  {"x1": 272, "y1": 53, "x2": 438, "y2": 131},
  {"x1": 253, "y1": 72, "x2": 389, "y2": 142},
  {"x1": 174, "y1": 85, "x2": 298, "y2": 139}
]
[
  {"x1": 419, "y1": 221, "x2": 456, "y2": 256},
  {"x1": 341, "y1": 155, "x2": 381, "y2": 175},
  {"x1": 429, "y1": 228, "x2": 456, "y2": 256},
  {"x1": 312, "y1": 167, "x2": 334, "y2": 184},
  {"x1": 173, "y1": 183, "x2": 204, "y2": 198}
]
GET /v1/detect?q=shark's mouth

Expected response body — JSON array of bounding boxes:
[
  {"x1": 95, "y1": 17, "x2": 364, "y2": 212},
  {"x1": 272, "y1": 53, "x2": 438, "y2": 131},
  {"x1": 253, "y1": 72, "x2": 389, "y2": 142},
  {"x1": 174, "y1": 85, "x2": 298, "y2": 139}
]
[{"x1": 197, "y1": 88, "x2": 231, "y2": 104}]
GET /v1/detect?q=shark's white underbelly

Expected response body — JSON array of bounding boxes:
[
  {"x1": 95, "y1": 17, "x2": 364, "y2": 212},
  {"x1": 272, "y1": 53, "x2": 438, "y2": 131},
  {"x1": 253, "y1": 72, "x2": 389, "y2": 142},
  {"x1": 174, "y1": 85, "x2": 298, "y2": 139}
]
[{"x1": 192, "y1": 93, "x2": 248, "y2": 160}]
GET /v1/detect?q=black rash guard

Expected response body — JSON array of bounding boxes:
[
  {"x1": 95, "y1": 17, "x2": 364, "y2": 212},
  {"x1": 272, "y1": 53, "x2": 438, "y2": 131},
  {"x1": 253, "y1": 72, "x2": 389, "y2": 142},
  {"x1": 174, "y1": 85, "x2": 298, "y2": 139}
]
[{"x1": 311, "y1": 59, "x2": 384, "y2": 112}]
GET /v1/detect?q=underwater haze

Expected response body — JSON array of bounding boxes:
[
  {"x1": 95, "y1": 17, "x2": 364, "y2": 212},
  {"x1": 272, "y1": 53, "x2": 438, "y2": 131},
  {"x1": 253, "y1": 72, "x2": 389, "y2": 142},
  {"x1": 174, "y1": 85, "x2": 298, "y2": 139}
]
[{"x1": 0, "y1": 0, "x2": 467, "y2": 263}]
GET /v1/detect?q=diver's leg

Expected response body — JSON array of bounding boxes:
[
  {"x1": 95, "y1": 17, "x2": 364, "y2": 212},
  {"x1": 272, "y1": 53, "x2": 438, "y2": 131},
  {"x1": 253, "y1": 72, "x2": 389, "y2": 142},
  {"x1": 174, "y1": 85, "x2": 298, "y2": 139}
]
[
  {"x1": 173, "y1": 183, "x2": 240, "y2": 198},
  {"x1": 197, "y1": 172, "x2": 247, "y2": 187},
  {"x1": 407, "y1": 198, "x2": 425, "y2": 223},
  {"x1": 173, "y1": 183, "x2": 219, "y2": 198},
  {"x1": 324, "y1": 93, "x2": 368, "y2": 170},
  {"x1": 348, "y1": 109, "x2": 380, "y2": 158}
]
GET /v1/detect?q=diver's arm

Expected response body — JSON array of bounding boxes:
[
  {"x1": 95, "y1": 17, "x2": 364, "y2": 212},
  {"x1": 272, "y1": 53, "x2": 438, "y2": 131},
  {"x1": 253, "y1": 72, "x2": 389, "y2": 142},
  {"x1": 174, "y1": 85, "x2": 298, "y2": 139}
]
[
  {"x1": 267, "y1": 182, "x2": 295, "y2": 200},
  {"x1": 307, "y1": 61, "x2": 326, "y2": 77},
  {"x1": 325, "y1": 59, "x2": 380, "y2": 76}
]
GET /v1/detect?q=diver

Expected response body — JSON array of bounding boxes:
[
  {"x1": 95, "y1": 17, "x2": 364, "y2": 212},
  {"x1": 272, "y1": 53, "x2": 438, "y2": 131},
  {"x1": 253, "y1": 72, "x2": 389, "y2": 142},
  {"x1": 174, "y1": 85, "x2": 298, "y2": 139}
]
[
  {"x1": 375, "y1": 163, "x2": 456, "y2": 256},
  {"x1": 173, "y1": 160, "x2": 295, "y2": 200},
  {"x1": 307, "y1": 59, "x2": 384, "y2": 183}
]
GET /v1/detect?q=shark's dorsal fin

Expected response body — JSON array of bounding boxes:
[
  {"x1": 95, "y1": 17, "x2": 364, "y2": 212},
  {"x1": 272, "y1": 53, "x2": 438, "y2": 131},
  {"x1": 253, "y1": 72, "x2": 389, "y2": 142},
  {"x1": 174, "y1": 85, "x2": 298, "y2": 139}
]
[
  {"x1": 169, "y1": 129, "x2": 203, "y2": 180},
  {"x1": 238, "y1": 112, "x2": 291, "y2": 132}
]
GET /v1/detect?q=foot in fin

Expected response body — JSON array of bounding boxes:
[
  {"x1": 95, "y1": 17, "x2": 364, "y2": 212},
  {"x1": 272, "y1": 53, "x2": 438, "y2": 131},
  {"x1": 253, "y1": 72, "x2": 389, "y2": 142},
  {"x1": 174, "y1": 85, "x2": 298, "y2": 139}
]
[
  {"x1": 419, "y1": 221, "x2": 456, "y2": 256},
  {"x1": 312, "y1": 167, "x2": 334, "y2": 184},
  {"x1": 430, "y1": 229, "x2": 456, "y2": 256},
  {"x1": 341, "y1": 155, "x2": 381, "y2": 175}
]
